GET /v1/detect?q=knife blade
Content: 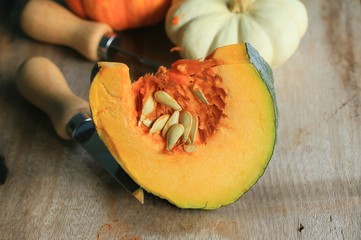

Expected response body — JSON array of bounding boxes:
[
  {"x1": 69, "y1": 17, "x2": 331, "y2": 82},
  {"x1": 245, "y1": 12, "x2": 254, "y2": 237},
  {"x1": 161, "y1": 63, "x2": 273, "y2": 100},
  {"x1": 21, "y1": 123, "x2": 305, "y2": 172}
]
[
  {"x1": 98, "y1": 32, "x2": 160, "y2": 71},
  {"x1": 16, "y1": 56, "x2": 144, "y2": 204},
  {"x1": 20, "y1": 0, "x2": 159, "y2": 73}
]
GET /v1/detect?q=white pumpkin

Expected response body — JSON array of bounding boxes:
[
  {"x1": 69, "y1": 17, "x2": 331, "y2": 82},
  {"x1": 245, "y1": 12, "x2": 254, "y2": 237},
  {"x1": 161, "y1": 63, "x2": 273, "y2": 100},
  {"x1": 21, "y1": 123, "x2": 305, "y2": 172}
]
[{"x1": 165, "y1": 0, "x2": 308, "y2": 68}]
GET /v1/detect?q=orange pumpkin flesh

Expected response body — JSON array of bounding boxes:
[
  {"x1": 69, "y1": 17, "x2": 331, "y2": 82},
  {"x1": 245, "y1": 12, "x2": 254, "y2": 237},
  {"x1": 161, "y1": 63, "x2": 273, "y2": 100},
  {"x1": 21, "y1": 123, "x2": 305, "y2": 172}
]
[{"x1": 89, "y1": 43, "x2": 277, "y2": 209}]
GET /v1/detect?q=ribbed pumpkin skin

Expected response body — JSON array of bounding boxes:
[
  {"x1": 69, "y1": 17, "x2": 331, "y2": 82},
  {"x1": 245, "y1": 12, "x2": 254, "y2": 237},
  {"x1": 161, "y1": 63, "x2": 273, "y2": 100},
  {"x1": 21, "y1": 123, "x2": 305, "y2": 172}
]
[
  {"x1": 65, "y1": 0, "x2": 171, "y2": 30},
  {"x1": 165, "y1": 0, "x2": 308, "y2": 68}
]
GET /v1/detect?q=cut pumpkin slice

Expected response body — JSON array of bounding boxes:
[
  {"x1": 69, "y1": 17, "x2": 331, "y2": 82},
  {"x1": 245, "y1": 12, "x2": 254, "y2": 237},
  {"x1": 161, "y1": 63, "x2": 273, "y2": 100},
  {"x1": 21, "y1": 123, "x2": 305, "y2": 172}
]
[{"x1": 89, "y1": 43, "x2": 277, "y2": 209}]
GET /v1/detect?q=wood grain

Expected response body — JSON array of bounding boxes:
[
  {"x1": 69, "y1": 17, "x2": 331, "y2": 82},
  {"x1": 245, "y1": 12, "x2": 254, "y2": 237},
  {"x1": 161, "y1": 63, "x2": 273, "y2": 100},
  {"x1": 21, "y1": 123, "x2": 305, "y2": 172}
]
[{"x1": 0, "y1": 1, "x2": 360, "y2": 239}]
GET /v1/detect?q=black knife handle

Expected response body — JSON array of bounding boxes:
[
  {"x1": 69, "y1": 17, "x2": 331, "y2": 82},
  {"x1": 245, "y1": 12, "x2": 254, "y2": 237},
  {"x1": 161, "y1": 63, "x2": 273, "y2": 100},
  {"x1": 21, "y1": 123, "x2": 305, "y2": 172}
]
[
  {"x1": 98, "y1": 32, "x2": 118, "y2": 61},
  {"x1": 16, "y1": 57, "x2": 90, "y2": 140},
  {"x1": 67, "y1": 113, "x2": 93, "y2": 142}
]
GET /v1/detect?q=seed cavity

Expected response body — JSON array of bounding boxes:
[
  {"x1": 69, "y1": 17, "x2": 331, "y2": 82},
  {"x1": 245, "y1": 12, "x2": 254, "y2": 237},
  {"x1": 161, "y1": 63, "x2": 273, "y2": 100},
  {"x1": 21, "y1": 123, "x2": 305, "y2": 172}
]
[
  {"x1": 192, "y1": 85, "x2": 209, "y2": 105},
  {"x1": 149, "y1": 114, "x2": 170, "y2": 134},
  {"x1": 139, "y1": 95, "x2": 156, "y2": 126},
  {"x1": 166, "y1": 124, "x2": 184, "y2": 151},
  {"x1": 162, "y1": 111, "x2": 180, "y2": 137},
  {"x1": 154, "y1": 90, "x2": 182, "y2": 111},
  {"x1": 179, "y1": 111, "x2": 193, "y2": 142},
  {"x1": 139, "y1": 93, "x2": 203, "y2": 152},
  {"x1": 188, "y1": 114, "x2": 199, "y2": 144}
]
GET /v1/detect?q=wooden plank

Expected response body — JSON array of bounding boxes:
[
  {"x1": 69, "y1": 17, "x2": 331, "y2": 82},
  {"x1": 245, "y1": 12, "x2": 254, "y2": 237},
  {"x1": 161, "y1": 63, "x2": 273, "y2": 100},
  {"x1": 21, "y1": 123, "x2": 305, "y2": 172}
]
[{"x1": 0, "y1": 0, "x2": 360, "y2": 239}]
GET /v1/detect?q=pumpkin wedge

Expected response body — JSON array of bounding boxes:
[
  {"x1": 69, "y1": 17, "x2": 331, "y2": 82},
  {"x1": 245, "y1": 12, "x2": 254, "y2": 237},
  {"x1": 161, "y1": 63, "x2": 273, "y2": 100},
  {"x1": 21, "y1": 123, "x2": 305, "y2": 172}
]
[{"x1": 89, "y1": 43, "x2": 277, "y2": 209}]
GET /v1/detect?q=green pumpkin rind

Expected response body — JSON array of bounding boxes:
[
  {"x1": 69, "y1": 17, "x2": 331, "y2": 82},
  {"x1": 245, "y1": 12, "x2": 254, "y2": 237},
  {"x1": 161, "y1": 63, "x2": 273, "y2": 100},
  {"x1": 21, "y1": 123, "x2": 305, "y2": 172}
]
[{"x1": 246, "y1": 42, "x2": 278, "y2": 125}]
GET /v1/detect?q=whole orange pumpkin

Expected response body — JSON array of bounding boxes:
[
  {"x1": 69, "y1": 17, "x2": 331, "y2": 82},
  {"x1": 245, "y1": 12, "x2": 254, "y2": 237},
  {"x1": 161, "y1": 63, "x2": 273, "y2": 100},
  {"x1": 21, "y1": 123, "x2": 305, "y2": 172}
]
[{"x1": 65, "y1": 0, "x2": 172, "y2": 31}]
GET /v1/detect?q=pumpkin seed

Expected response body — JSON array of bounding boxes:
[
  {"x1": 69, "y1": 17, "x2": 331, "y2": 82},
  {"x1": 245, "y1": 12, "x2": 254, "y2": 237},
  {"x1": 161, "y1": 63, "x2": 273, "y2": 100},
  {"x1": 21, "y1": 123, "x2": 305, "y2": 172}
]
[
  {"x1": 192, "y1": 86, "x2": 209, "y2": 105},
  {"x1": 188, "y1": 114, "x2": 199, "y2": 144},
  {"x1": 154, "y1": 90, "x2": 182, "y2": 111},
  {"x1": 142, "y1": 118, "x2": 153, "y2": 127},
  {"x1": 139, "y1": 95, "x2": 156, "y2": 126},
  {"x1": 166, "y1": 124, "x2": 184, "y2": 151},
  {"x1": 149, "y1": 114, "x2": 170, "y2": 134},
  {"x1": 179, "y1": 111, "x2": 193, "y2": 142},
  {"x1": 183, "y1": 144, "x2": 197, "y2": 153},
  {"x1": 162, "y1": 111, "x2": 180, "y2": 137}
]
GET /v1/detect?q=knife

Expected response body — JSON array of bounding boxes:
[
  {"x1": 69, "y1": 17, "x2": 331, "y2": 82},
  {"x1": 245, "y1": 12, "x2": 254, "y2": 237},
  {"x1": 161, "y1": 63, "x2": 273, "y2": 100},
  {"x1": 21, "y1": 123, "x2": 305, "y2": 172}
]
[
  {"x1": 20, "y1": 0, "x2": 159, "y2": 72},
  {"x1": 16, "y1": 56, "x2": 144, "y2": 204}
]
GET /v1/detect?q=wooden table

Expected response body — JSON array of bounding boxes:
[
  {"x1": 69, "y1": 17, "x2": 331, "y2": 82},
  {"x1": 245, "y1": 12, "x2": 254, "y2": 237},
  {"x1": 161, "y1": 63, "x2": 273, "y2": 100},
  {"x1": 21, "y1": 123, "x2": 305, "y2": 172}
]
[{"x1": 1, "y1": 1, "x2": 360, "y2": 239}]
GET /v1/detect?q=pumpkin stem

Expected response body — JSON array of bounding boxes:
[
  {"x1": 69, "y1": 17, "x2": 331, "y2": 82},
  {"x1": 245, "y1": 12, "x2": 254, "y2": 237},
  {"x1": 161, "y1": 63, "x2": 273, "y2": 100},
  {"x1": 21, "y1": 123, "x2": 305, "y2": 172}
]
[{"x1": 230, "y1": 0, "x2": 250, "y2": 13}]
